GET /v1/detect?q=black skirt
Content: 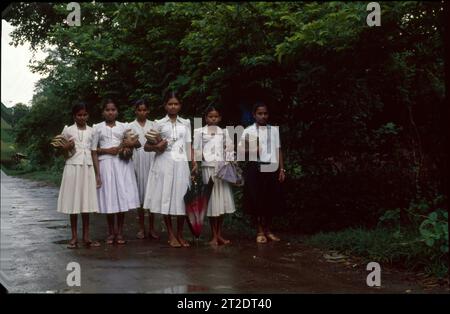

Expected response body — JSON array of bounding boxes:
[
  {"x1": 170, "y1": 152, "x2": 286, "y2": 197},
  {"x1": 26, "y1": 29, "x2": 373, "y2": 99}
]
[{"x1": 243, "y1": 162, "x2": 285, "y2": 219}]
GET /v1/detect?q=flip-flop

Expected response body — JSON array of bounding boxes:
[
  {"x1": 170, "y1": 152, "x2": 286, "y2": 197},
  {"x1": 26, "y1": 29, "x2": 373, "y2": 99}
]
[
  {"x1": 67, "y1": 241, "x2": 78, "y2": 249},
  {"x1": 148, "y1": 231, "x2": 160, "y2": 240},
  {"x1": 116, "y1": 236, "x2": 127, "y2": 245},
  {"x1": 256, "y1": 233, "x2": 267, "y2": 244},
  {"x1": 136, "y1": 230, "x2": 145, "y2": 239},
  {"x1": 83, "y1": 240, "x2": 101, "y2": 247},
  {"x1": 168, "y1": 238, "x2": 182, "y2": 248},
  {"x1": 178, "y1": 238, "x2": 191, "y2": 248},
  {"x1": 209, "y1": 239, "x2": 219, "y2": 246},
  {"x1": 106, "y1": 235, "x2": 115, "y2": 245},
  {"x1": 218, "y1": 238, "x2": 231, "y2": 245},
  {"x1": 266, "y1": 233, "x2": 281, "y2": 242}
]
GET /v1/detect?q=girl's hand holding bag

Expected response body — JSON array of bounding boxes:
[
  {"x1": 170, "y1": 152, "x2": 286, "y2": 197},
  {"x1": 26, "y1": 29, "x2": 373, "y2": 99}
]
[{"x1": 214, "y1": 132, "x2": 244, "y2": 186}]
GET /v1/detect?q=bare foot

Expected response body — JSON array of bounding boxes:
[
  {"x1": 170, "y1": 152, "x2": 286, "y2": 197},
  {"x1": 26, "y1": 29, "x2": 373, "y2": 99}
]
[
  {"x1": 209, "y1": 238, "x2": 219, "y2": 246},
  {"x1": 168, "y1": 237, "x2": 182, "y2": 248},
  {"x1": 149, "y1": 230, "x2": 160, "y2": 240},
  {"x1": 106, "y1": 234, "x2": 115, "y2": 245},
  {"x1": 116, "y1": 234, "x2": 127, "y2": 245},
  {"x1": 67, "y1": 238, "x2": 78, "y2": 249},
  {"x1": 177, "y1": 237, "x2": 191, "y2": 247},
  {"x1": 136, "y1": 230, "x2": 145, "y2": 239},
  {"x1": 83, "y1": 239, "x2": 101, "y2": 247},
  {"x1": 217, "y1": 236, "x2": 231, "y2": 245},
  {"x1": 265, "y1": 232, "x2": 280, "y2": 242}
]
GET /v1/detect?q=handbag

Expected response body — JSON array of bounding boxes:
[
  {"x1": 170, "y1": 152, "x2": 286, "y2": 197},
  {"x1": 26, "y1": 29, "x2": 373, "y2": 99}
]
[
  {"x1": 215, "y1": 160, "x2": 244, "y2": 186},
  {"x1": 214, "y1": 131, "x2": 244, "y2": 186}
]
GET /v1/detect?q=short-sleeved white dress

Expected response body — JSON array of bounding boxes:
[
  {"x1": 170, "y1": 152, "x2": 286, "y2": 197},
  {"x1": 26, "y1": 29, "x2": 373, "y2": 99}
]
[
  {"x1": 129, "y1": 119, "x2": 156, "y2": 206},
  {"x1": 143, "y1": 115, "x2": 191, "y2": 216},
  {"x1": 193, "y1": 126, "x2": 236, "y2": 217},
  {"x1": 92, "y1": 121, "x2": 140, "y2": 214},
  {"x1": 57, "y1": 124, "x2": 99, "y2": 214}
]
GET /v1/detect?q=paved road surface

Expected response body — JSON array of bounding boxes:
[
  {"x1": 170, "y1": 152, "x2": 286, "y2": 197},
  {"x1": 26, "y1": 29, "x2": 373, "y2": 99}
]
[{"x1": 0, "y1": 170, "x2": 444, "y2": 293}]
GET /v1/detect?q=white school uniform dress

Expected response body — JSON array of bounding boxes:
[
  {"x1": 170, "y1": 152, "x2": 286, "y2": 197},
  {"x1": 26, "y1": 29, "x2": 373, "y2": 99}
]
[
  {"x1": 91, "y1": 121, "x2": 140, "y2": 214},
  {"x1": 193, "y1": 126, "x2": 236, "y2": 217},
  {"x1": 57, "y1": 124, "x2": 99, "y2": 214},
  {"x1": 143, "y1": 115, "x2": 191, "y2": 216},
  {"x1": 129, "y1": 119, "x2": 156, "y2": 205}
]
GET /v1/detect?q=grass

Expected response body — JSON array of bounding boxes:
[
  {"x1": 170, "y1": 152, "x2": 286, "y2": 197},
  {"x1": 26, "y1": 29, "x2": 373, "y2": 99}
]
[
  {"x1": 305, "y1": 226, "x2": 448, "y2": 278},
  {"x1": 2, "y1": 165, "x2": 62, "y2": 186}
]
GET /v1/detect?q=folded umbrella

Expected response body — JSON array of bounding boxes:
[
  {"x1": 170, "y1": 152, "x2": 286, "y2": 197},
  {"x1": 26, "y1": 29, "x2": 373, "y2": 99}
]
[{"x1": 184, "y1": 175, "x2": 214, "y2": 239}]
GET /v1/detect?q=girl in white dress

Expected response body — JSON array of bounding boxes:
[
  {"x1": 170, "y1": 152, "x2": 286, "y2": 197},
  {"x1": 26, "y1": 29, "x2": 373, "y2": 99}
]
[
  {"x1": 129, "y1": 99, "x2": 158, "y2": 240},
  {"x1": 57, "y1": 102, "x2": 100, "y2": 249},
  {"x1": 143, "y1": 91, "x2": 195, "y2": 248},
  {"x1": 192, "y1": 106, "x2": 236, "y2": 246},
  {"x1": 91, "y1": 99, "x2": 141, "y2": 245}
]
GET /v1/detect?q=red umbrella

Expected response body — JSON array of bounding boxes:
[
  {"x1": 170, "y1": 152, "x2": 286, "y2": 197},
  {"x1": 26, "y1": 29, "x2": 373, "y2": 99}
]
[{"x1": 184, "y1": 176, "x2": 214, "y2": 238}]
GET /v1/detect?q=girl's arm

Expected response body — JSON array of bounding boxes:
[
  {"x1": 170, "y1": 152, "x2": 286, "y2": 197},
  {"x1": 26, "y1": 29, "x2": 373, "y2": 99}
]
[
  {"x1": 191, "y1": 129, "x2": 202, "y2": 171},
  {"x1": 97, "y1": 147, "x2": 120, "y2": 155},
  {"x1": 144, "y1": 140, "x2": 167, "y2": 153},
  {"x1": 191, "y1": 145, "x2": 198, "y2": 175},
  {"x1": 91, "y1": 150, "x2": 102, "y2": 188},
  {"x1": 144, "y1": 142, "x2": 156, "y2": 152}
]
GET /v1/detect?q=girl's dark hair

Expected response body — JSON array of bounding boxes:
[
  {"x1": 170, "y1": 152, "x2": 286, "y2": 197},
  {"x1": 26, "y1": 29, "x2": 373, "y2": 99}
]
[
  {"x1": 252, "y1": 101, "x2": 268, "y2": 113},
  {"x1": 102, "y1": 99, "x2": 117, "y2": 111},
  {"x1": 204, "y1": 104, "x2": 221, "y2": 117},
  {"x1": 134, "y1": 99, "x2": 149, "y2": 109},
  {"x1": 163, "y1": 90, "x2": 181, "y2": 105},
  {"x1": 72, "y1": 102, "x2": 87, "y2": 115}
]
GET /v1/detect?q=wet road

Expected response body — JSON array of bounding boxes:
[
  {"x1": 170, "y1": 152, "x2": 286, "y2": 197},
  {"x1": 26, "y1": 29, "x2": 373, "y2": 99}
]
[{"x1": 0, "y1": 170, "x2": 443, "y2": 293}]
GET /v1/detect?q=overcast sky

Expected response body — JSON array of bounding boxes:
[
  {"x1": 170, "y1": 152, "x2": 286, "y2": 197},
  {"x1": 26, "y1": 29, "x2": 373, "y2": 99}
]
[{"x1": 1, "y1": 20, "x2": 47, "y2": 108}]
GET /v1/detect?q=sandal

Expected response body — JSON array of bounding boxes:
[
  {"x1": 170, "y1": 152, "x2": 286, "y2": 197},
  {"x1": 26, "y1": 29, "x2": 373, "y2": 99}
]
[
  {"x1": 67, "y1": 240, "x2": 78, "y2": 249},
  {"x1": 218, "y1": 237, "x2": 231, "y2": 245},
  {"x1": 168, "y1": 238, "x2": 182, "y2": 248},
  {"x1": 149, "y1": 230, "x2": 160, "y2": 240},
  {"x1": 266, "y1": 233, "x2": 281, "y2": 242},
  {"x1": 136, "y1": 230, "x2": 145, "y2": 239},
  {"x1": 256, "y1": 233, "x2": 267, "y2": 244},
  {"x1": 178, "y1": 238, "x2": 191, "y2": 248},
  {"x1": 209, "y1": 239, "x2": 219, "y2": 246},
  {"x1": 106, "y1": 235, "x2": 115, "y2": 245},
  {"x1": 83, "y1": 240, "x2": 101, "y2": 247},
  {"x1": 116, "y1": 235, "x2": 127, "y2": 245}
]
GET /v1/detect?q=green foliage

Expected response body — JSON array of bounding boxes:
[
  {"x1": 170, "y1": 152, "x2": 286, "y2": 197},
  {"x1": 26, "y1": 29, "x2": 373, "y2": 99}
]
[
  {"x1": 419, "y1": 209, "x2": 448, "y2": 253},
  {"x1": 306, "y1": 226, "x2": 448, "y2": 278},
  {"x1": 375, "y1": 195, "x2": 449, "y2": 277}
]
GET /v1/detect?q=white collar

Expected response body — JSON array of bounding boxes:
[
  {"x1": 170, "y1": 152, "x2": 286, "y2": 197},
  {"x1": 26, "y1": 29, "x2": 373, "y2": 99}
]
[
  {"x1": 252, "y1": 123, "x2": 271, "y2": 129},
  {"x1": 202, "y1": 125, "x2": 223, "y2": 134},
  {"x1": 161, "y1": 115, "x2": 184, "y2": 123},
  {"x1": 70, "y1": 123, "x2": 89, "y2": 130},
  {"x1": 134, "y1": 119, "x2": 149, "y2": 127}
]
